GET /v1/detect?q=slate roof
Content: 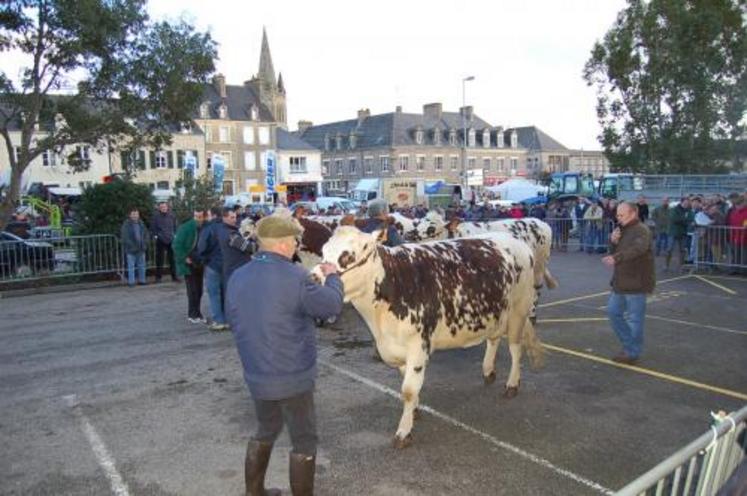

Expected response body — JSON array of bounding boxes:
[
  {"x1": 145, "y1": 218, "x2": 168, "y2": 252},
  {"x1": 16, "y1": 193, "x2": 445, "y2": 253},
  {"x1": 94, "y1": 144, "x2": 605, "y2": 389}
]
[
  {"x1": 198, "y1": 83, "x2": 274, "y2": 122},
  {"x1": 508, "y1": 126, "x2": 568, "y2": 152},
  {"x1": 278, "y1": 128, "x2": 318, "y2": 151},
  {"x1": 298, "y1": 110, "x2": 504, "y2": 150}
]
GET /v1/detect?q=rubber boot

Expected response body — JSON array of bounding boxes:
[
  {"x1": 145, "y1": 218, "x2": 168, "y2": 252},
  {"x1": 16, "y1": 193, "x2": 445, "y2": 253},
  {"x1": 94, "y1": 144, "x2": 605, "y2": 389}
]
[
  {"x1": 245, "y1": 440, "x2": 281, "y2": 496},
  {"x1": 289, "y1": 452, "x2": 315, "y2": 496}
]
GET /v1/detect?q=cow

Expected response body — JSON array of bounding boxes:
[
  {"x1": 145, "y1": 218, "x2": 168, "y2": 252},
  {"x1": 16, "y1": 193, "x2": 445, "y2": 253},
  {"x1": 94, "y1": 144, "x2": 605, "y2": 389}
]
[
  {"x1": 239, "y1": 215, "x2": 332, "y2": 269},
  {"x1": 414, "y1": 213, "x2": 558, "y2": 323},
  {"x1": 315, "y1": 227, "x2": 543, "y2": 448}
]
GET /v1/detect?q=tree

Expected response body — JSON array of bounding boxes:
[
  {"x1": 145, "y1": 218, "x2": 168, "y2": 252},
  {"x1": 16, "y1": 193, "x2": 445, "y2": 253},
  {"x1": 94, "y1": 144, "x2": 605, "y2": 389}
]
[
  {"x1": 171, "y1": 172, "x2": 220, "y2": 224},
  {"x1": 75, "y1": 179, "x2": 154, "y2": 236},
  {"x1": 583, "y1": 0, "x2": 747, "y2": 174},
  {"x1": 0, "y1": 1, "x2": 217, "y2": 228}
]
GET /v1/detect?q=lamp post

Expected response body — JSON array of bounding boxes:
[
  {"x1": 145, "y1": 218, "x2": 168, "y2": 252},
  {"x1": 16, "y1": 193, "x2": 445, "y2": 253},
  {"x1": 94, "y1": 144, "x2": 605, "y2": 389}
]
[{"x1": 462, "y1": 76, "x2": 475, "y2": 203}]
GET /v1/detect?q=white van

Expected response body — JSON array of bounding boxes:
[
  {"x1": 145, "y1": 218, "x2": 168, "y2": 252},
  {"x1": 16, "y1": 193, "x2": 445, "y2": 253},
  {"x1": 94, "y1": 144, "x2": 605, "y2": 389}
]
[{"x1": 315, "y1": 196, "x2": 357, "y2": 214}]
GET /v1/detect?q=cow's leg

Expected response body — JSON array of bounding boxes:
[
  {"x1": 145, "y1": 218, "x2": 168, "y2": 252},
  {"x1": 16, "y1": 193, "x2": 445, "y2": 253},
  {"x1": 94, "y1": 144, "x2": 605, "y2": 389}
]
[
  {"x1": 482, "y1": 336, "x2": 501, "y2": 385},
  {"x1": 398, "y1": 364, "x2": 421, "y2": 420},
  {"x1": 530, "y1": 286, "x2": 541, "y2": 325},
  {"x1": 504, "y1": 314, "x2": 526, "y2": 399},
  {"x1": 393, "y1": 348, "x2": 427, "y2": 449}
]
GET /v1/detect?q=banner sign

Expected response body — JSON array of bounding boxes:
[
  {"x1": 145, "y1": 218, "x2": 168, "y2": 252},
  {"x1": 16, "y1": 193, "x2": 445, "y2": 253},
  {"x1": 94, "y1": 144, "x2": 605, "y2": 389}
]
[
  {"x1": 212, "y1": 154, "x2": 225, "y2": 193},
  {"x1": 265, "y1": 150, "x2": 276, "y2": 194}
]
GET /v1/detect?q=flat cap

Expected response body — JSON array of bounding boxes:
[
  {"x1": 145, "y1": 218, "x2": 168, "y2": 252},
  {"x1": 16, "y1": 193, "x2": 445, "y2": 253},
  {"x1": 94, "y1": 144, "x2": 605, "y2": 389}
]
[
  {"x1": 256, "y1": 215, "x2": 303, "y2": 239},
  {"x1": 368, "y1": 199, "x2": 389, "y2": 218}
]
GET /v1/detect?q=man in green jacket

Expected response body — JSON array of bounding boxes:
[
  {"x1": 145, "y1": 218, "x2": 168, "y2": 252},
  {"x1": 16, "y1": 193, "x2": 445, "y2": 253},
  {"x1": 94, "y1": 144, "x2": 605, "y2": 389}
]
[
  {"x1": 173, "y1": 209, "x2": 207, "y2": 323},
  {"x1": 666, "y1": 197, "x2": 691, "y2": 272}
]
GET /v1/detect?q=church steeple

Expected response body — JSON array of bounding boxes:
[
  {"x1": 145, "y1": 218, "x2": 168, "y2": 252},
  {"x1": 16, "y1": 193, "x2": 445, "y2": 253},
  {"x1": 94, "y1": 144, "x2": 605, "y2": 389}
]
[
  {"x1": 258, "y1": 27, "x2": 276, "y2": 89},
  {"x1": 277, "y1": 72, "x2": 285, "y2": 94}
]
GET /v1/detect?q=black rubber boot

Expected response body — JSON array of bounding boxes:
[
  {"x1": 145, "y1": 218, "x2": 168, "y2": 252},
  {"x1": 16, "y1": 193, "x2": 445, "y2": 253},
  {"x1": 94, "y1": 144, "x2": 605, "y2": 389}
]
[
  {"x1": 245, "y1": 440, "x2": 281, "y2": 496},
  {"x1": 289, "y1": 452, "x2": 315, "y2": 496}
]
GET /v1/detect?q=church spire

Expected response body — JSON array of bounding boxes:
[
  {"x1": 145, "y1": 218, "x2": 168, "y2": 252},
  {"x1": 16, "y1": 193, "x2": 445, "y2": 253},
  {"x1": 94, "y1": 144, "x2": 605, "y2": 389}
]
[
  {"x1": 258, "y1": 27, "x2": 276, "y2": 89},
  {"x1": 277, "y1": 72, "x2": 285, "y2": 94}
]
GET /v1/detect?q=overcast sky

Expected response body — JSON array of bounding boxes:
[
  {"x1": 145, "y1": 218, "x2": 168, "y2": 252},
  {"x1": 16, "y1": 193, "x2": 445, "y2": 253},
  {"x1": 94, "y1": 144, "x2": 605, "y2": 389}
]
[{"x1": 5, "y1": 0, "x2": 628, "y2": 150}]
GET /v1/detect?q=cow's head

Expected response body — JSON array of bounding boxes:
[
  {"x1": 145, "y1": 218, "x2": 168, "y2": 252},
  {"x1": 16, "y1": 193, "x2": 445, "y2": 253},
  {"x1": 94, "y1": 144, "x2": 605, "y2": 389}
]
[
  {"x1": 321, "y1": 226, "x2": 383, "y2": 300},
  {"x1": 414, "y1": 211, "x2": 448, "y2": 241},
  {"x1": 239, "y1": 217, "x2": 257, "y2": 239}
]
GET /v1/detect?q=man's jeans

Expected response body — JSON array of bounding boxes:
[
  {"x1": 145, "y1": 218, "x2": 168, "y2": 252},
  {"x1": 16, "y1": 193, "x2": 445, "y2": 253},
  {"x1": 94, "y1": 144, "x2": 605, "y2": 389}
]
[
  {"x1": 126, "y1": 253, "x2": 146, "y2": 286},
  {"x1": 205, "y1": 266, "x2": 225, "y2": 324},
  {"x1": 607, "y1": 292, "x2": 647, "y2": 359},
  {"x1": 655, "y1": 232, "x2": 668, "y2": 256},
  {"x1": 252, "y1": 389, "x2": 317, "y2": 456}
]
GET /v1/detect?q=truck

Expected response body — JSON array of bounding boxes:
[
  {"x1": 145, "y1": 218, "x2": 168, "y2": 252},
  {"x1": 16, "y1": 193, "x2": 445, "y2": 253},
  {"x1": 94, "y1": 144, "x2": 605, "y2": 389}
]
[{"x1": 352, "y1": 178, "x2": 427, "y2": 207}]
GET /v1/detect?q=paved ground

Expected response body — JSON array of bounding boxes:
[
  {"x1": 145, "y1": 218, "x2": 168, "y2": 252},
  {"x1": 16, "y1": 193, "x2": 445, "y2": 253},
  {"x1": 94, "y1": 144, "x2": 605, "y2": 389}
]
[{"x1": 1, "y1": 251, "x2": 745, "y2": 496}]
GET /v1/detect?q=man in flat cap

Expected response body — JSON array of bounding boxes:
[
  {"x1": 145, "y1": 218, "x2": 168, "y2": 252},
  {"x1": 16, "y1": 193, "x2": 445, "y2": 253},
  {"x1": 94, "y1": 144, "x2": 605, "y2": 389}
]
[
  {"x1": 226, "y1": 215, "x2": 343, "y2": 496},
  {"x1": 360, "y1": 198, "x2": 403, "y2": 247}
]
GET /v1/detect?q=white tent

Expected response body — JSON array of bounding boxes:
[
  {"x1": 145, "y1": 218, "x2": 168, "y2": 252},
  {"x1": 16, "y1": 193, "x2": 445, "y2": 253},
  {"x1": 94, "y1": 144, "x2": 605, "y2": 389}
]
[{"x1": 486, "y1": 179, "x2": 544, "y2": 202}]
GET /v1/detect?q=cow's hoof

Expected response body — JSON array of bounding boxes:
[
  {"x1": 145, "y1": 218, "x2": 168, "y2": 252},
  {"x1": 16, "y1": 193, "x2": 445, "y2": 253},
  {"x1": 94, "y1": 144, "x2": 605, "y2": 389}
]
[
  {"x1": 392, "y1": 433, "x2": 413, "y2": 449},
  {"x1": 503, "y1": 386, "x2": 519, "y2": 399},
  {"x1": 483, "y1": 371, "x2": 496, "y2": 385},
  {"x1": 529, "y1": 316, "x2": 537, "y2": 325}
]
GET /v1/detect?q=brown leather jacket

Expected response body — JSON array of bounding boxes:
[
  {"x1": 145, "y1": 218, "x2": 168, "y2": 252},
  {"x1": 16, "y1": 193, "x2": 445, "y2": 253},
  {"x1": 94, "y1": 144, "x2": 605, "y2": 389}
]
[{"x1": 610, "y1": 220, "x2": 656, "y2": 294}]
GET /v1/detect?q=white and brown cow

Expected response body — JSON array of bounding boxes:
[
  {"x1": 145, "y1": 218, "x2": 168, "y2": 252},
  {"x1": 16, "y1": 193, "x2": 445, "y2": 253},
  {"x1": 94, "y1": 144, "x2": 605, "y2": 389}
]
[
  {"x1": 414, "y1": 213, "x2": 558, "y2": 322},
  {"x1": 240, "y1": 215, "x2": 333, "y2": 269},
  {"x1": 316, "y1": 227, "x2": 543, "y2": 448}
]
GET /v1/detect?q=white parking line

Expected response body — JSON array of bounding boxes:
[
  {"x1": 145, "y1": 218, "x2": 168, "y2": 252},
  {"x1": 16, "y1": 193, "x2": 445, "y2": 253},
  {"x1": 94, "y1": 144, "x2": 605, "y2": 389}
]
[
  {"x1": 319, "y1": 359, "x2": 613, "y2": 495},
  {"x1": 64, "y1": 395, "x2": 130, "y2": 496}
]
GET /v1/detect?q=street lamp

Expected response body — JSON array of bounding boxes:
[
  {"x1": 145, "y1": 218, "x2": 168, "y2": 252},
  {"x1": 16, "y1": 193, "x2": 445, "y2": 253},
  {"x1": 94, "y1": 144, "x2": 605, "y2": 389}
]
[{"x1": 462, "y1": 76, "x2": 475, "y2": 204}]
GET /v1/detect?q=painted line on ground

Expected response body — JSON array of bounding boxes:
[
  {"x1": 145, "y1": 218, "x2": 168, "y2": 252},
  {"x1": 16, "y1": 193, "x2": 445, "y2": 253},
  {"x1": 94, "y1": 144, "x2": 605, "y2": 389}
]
[
  {"x1": 538, "y1": 274, "x2": 693, "y2": 309},
  {"x1": 541, "y1": 344, "x2": 747, "y2": 401},
  {"x1": 701, "y1": 274, "x2": 747, "y2": 283},
  {"x1": 540, "y1": 315, "x2": 746, "y2": 336},
  {"x1": 320, "y1": 359, "x2": 613, "y2": 495},
  {"x1": 694, "y1": 275, "x2": 738, "y2": 296},
  {"x1": 64, "y1": 394, "x2": 130, "y2": 496}
]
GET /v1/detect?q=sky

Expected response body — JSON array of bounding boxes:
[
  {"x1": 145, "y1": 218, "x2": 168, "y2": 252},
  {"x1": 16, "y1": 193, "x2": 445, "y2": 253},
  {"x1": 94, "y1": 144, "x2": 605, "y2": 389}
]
[{"x1": 4, "y1": 0, "x2": 628, "y2": 150}]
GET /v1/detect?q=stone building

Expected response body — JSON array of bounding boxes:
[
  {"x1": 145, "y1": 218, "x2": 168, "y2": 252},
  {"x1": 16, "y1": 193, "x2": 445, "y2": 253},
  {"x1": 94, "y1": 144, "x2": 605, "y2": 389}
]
[
  {"x1": 296, "y1": 103, "x2": 529, "y2": 195},
  {"x1": 508, "y1": 126, "x2": 572, "y2": 179},
  {"x1": 567, "y1": 149, "x2": 610, "y2": 177}
]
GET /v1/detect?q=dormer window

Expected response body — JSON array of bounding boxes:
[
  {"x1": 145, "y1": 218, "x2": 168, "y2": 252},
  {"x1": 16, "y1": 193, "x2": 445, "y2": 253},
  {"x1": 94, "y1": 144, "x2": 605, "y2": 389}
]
[
  {"x1": 497, "y1": 131, "x2": 505, "y2": 148},
  {"x1": 200, "y1": 103, "x2": 209, "y2": 119},
  {"x1": 468, "y1": 128, "x2": 476, "y2": 147},
  {"x1": 180, "y1": 122, "x2": 192, "y2": 134},
  {"x1": 349, "y1": 133, "x2": 357, "y2": 149},
  {"x1": 324, "y1": 134, "x2": 330, "y2": 151},
  {"x1": 415, "y1": 128, "x2": 424, "y2": 145},
  {"x1": 449, "y1": 129, "x2": 457, "y2": 146},
  {"x1": 250, "y1": 105, "x2": 258, "y2": 121},
  {"x1": 511, "y1": 130, "x2": 518, "y2": 149},
  {"x1": 218, "y1": 104, "x2": 228, "y2": 119},
  {"x1": 433, "y1": 129, "x2": 441, "y2": 146},
  {"x1": 483, "y1": 130, "x2": 490, "y2": 148},
  {"x1": 336, "y1": 134, "x2": 343, "y2": 150}
]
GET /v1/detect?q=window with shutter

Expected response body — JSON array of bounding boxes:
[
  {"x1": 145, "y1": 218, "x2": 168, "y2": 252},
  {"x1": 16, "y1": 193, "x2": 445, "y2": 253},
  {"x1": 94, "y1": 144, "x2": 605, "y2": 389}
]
[{"x1": 167, "y1": 151, "x2": 174, "y2": 168}]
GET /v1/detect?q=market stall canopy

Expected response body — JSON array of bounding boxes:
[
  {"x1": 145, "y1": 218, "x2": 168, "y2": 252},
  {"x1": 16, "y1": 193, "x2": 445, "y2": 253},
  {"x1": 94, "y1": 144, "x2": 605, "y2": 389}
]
[{"x1": 485, "y1": 179, "x2": 544, "y2": 202}]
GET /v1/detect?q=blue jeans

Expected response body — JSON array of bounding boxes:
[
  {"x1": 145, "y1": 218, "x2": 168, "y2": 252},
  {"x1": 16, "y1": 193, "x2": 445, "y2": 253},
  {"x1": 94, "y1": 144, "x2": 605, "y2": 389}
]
[
  {"x1": 607, "y1": 292, "x2": 647, "y2": 359},
  {"x1": 205, "y1": 266, "x2": 225, "y2": 324},
  {"x1": 655, "y1": 232, "x2": 668, "y2": 256},
  {"x1": 126, "y1": 253, "x2": 146, "y2": 286}
]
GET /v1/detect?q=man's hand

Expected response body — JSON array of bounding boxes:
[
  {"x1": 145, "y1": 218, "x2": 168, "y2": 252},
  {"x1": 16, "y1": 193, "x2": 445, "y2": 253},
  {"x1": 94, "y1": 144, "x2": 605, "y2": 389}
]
[
  {"x1": 601, "y1": 255, "x2": 616, "y2": 268},
  {"x1": 185, "y1": 257, "x2": 192, "y2": 265},
  {"x1": 610, "y1": 227, "x2": 621, "y2": 244},
  {"x1": 319, "y1": 263, "x2": 338, "y2": 276}
]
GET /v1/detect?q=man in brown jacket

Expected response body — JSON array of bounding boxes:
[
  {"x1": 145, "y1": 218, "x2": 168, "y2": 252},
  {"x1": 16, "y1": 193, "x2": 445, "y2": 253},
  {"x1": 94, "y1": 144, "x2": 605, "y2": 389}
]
[{"x1": 602, "y1": 202, "x2": 656, "y2": 364}]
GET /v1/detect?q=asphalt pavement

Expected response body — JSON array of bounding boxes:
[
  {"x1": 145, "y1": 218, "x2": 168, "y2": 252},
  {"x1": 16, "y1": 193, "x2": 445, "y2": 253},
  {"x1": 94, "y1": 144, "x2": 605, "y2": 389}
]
[{"x1": 1, "y1": 251, "x2": 745, "y2": 495}]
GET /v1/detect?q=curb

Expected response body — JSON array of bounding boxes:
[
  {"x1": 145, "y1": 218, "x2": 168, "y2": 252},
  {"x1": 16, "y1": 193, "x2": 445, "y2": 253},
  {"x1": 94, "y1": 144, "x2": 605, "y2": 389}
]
[{"x1": 0, "y1": 280, "x2": 124, "y2": 299}]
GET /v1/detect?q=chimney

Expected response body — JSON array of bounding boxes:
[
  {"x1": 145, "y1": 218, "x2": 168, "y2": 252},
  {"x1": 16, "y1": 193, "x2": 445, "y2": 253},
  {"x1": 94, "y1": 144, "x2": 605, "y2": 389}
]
[
  {"x1": 395, "y1": 105, "x2": 402, "y2": 113},
  {"x1": 459, "y1": 106, "x2": 473, "y2": 122},
  {"x1": 357, "y1": 108, "x2": 370, "y2": 125},
  {"x1": 213, "y1": 74, "x2": 226, "y2": 98},
  {"x1": 423, "y1": 103, "x2": 442, "y2": 119},
  {"x1": 298, "y1": 120, "x2": 313, "y2": 135}
]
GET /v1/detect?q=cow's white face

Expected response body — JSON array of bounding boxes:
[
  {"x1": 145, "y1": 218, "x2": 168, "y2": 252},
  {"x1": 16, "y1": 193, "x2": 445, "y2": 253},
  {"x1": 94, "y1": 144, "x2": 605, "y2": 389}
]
[
  {"x1": 415, "y1": 212, "x2": 447, "y2": 241},
  {"x1": 321, "y1": 226, "x2": 381, "y2": 298},
  {"x1": 239, "y1": 218, "x2": 257, "y2": 238}
]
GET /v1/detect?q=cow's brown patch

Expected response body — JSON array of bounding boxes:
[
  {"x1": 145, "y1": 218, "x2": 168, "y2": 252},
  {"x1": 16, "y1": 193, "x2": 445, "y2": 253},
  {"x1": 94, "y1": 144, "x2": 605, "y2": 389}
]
[{"x1": 298, "y1": 218, "x2": 332, "y2": 257}]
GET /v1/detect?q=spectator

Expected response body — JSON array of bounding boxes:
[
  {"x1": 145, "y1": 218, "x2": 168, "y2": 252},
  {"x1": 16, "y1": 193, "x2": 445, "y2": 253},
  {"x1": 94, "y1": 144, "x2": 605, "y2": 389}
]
[
  {"x1": 666, "y1": 197, "x2": 691, "y2": 273},
  {"x1": 728, "y1": 196, "x2": 747, "y2": 275},
  {"x1": 574, "y1": 198, "x2": 589, "y2": 252},
  {"x1": 172, "y1": 209, "x2": 207, "y2": 324},
  {"x1": 6, "y1": 213, "x2": 31, "y2": 239},
  {"x1": 217, "y1": 207, "x2": 255, "y2": 288},
  {"x1": 226, "y1": 216, "x2": 344, "y2": 496},
  {"x1": 121, "y1": 208, "x2": 149, "y2": 287},
  {"x1": 636, "y1": 195, "x2": 650, "y2": 224},
  {"x1": 509, "y1": 203, "x2": 523, "y2": 219},
  {"x1": 652, "y1": 197, "x2": 670, "y2": 256},
  {"x1": 602, "y1": 202, "x2": 655, "y2": 365},
  {"x1": 197, "y1": 207, "x2": 227, "y2": 331},
  {"x1": 360, "y1": 199, "x2": 403, "y2": 247},
  {"x1": 584, "y1": 201, "x2": 605, "y2": 254},
  {"x1": 152, "y1": 202, "x2": 179, "y2": 283}
]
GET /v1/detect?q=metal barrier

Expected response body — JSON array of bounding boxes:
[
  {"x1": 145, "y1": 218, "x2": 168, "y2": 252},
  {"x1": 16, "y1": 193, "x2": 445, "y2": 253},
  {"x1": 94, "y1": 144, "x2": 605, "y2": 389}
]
[
  {"x1": 617, "y1": 405, "x2": 747, "y2": 496},
  {"x1": 545, "y1": 218, "x2": 616, "y2": 253},
  {"x1": 691, "y1": 225, "x2": 747, "y2": 273},
  {"x1": 0, "y1": 234, "x2": 124, "y2": 284}
]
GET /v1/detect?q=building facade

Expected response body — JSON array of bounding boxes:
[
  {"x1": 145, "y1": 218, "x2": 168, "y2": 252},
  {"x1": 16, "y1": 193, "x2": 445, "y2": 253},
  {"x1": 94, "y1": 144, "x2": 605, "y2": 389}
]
[
  {"x1": 567, "y1": 149, "x2": 610, "y2": 177},
  {"x1": 276, "y1": 128, "x2": 322, "y2": 204},
  {"x1": 297, "y1": 103, "x2": 530, "y2": 195},
  {"x1": 508, "y1": 126, "x2": 573, "y2": 179}
]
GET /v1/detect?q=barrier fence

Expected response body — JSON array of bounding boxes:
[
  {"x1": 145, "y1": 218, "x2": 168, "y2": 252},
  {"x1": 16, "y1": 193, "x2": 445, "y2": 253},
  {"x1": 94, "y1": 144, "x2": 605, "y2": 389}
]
[
  {"x1": 0, "y1": 234, "x2": 162, "y2": 285},
  {"x1": 616, "y1": 405, "x2": 747, "y2": 496}
]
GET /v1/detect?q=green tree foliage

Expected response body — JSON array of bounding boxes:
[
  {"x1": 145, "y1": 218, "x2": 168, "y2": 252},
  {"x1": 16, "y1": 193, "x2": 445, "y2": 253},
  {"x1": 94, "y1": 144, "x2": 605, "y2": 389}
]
[
  {"x1": 75, "y1": 179, "x2": 154, "y2": 235},
  {"x1": 0, "y1": 0, "x2": 217, "y2": 227},
  {"x1": 583, "y1": 0, "x2": 747, "y2": 173},
  {"x1": 171, "y1": 172, "x2": 220, "y2": 224}
]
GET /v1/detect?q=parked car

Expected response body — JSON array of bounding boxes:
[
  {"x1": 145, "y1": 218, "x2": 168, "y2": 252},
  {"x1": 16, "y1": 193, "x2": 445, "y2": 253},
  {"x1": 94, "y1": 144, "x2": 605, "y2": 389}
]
[
  {"x1": 314, "y1": 196, "x2": 358, "y2": 214},
  {"x1": 0, "y1": 231, "x2": 55, "y2": 278},
  {"x1": 244, "y1": 203, "x2": 275, "y2": 218}
]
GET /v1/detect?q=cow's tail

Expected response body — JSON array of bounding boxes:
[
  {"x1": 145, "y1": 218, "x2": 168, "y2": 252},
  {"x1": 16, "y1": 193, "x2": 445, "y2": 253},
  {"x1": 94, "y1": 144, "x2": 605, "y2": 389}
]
[
  {"x1": 543, "y1": 268, "x2": 558, "y2": 290},
  {"x1": 522, "y1": 319, "x2": 545, "y2": 368}
]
